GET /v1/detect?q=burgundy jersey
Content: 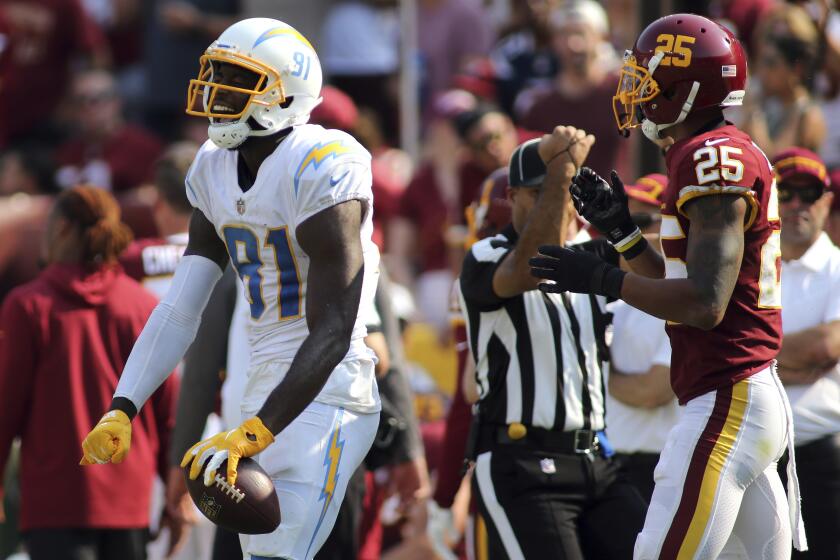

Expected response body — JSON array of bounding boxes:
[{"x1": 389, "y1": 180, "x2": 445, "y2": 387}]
[
  {"x1": 119, "y1": 235, "x2": 187, "y2": 299},
  {"x1": 660, "y1": 124, "x2": 781, "y2": 404}
]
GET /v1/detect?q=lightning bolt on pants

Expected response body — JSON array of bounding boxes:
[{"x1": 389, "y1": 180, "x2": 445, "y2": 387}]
[{"x1": 238, "y1": 401, "x2": 379, "y2": 560}]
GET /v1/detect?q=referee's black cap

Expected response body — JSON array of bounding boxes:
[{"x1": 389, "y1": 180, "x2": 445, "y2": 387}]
[{"x1": 508, "y1": 138, "x2": 545, "y2": 188}]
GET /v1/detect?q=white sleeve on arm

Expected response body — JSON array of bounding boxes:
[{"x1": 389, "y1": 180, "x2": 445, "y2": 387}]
[{"x1": 114, "y1": 254, "x2": 223, "y2": 411}]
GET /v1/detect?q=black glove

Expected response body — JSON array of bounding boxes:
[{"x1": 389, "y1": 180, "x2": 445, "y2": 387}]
[
  {"x1": 529, "y1": 244, "x2": 626, "y2": 299},
  {"x1": 572, "y1": 238, "x2": 620, "y2": 268},
  {"x1": 570, "y1": 168, "x2": 648, "y2": 259}
]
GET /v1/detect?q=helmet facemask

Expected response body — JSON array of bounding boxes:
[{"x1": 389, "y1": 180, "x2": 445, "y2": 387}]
[
  {"x1": 613, "y1": 49, "x2": 703, "y2": 143},
  {"x1": 186, "y1": 48, "x2": 288, "y2": 149},
  {"x1": 612, "y1": 50, "x2": 663, "y2": 134}
]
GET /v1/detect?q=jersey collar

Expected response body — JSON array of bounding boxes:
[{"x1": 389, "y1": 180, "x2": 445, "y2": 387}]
[{"x1": 789, "y1": 232, "x2": 835, "y2": 272}]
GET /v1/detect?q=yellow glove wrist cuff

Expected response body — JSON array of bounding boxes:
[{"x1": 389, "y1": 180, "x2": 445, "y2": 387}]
[
  {"x1": 241, "y1": 417, "x2": 275, "y2": 447},
  {"x1": 101, "y1": 409, "x2": 131, "y2": 425}
]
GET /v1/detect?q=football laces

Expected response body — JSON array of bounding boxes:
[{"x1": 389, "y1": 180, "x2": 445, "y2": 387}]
[{"x1": 214, "y1": 473, "x2": 246, "y2": 503}]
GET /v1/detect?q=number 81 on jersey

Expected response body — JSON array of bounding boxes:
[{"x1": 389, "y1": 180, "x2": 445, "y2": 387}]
[{"x1": 223, "y1": 225, "x2": 302, "y2": 320}]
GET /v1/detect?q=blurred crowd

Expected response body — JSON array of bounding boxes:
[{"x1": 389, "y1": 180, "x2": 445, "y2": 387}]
[{"x1": 2, "y1": 0, "x2": 840, "y2": 559}]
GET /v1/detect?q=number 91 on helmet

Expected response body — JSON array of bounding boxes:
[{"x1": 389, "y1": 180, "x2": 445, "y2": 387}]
[{"x1": 185, "y1": 18, "x2": 323, "y2": 150}]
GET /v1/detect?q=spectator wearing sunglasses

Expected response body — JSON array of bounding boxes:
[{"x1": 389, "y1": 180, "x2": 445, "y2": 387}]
[
  {"x1": 772, "y1": 147, "x2": 840, "y2": 558},
  {"x1": 604, "y1": 173, "x2": 679, "y2": 504}
]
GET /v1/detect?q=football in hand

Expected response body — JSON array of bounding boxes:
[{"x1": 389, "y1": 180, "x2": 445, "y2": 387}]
[{"x1": 185, "y1": 457, "x2": 280, "y2": 534}]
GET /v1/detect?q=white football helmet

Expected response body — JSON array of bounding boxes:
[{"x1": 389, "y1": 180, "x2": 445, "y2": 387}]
[{"x1": 186, "y1": 18, "x2": 323, "y2": 149}]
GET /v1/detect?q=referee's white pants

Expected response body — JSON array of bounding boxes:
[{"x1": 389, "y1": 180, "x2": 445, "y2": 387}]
[{"x1": 634, "y1": 366, "x2": 804, "y2": 559}]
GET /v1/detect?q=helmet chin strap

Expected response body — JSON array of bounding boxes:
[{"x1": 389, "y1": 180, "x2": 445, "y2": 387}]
[
  {"x1": 207, "y1": 111, "x2": 296, "y2": 149},
  {"x1": 208, "y1": 95, "x2": 323, "y2": 149},
  {"x1": 641, "y1": 80, "x2": 700, "y2": 143},
  {"x1": 208, "y1": 121, "x2": 252, "y2": 150},
  {"x1": 208, "y1": 119, "x2": 293, "y2": 149}
]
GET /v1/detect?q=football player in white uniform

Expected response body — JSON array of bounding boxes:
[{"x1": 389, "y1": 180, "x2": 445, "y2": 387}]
[{"x1": 80, "y1": 18, "x2": 381, "y2": 560}]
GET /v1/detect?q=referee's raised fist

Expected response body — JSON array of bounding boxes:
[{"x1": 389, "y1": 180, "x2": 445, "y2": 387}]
[{"x1": 538, "y1": 126, "x2": 595, "y2": 171}]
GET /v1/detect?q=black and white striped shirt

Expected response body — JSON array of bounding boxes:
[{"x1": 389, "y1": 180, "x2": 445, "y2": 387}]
[{"x1": 459, "y1": 226, "x2": 610, "y2": 432}]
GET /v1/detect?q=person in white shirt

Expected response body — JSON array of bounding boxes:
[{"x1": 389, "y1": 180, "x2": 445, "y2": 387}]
[
  {"x1": 605, "y1": 173, "x2": 679, "y2": 503},
  {"x1": 773, "y1": 147, "x2": 840, "y2": 559}
]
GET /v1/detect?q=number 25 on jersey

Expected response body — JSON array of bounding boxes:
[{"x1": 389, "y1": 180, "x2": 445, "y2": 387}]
[{"x1": 223, "y1": 225, "x2": 302, "y2": 320}]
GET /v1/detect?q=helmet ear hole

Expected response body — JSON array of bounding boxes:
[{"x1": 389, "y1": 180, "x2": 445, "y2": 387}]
[
  {"x1": 279, "y1": 96, "x2": 294, "y2": 109},
  {"x1": 247, "y1": 116, "x2": 267, "y2": 130}
]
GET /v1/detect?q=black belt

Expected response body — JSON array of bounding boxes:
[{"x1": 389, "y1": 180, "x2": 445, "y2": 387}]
[{"x1": 477, "y1": 424, "x2": 600, "y2": 455}]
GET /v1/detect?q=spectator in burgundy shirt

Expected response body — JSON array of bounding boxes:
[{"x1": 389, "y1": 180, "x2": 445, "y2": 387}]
[
  {"x1": 515, "y1": 0, "x2": 629, "y2": 180},
  {"x1": 119, "y1": 141, "x2": 197, "y2": 299},
  {"x1": 0, "y1": 0, "x2": 107, "y2": 148},
  {"x1": 55, "y1": 69, "x2": 163, "y2": 193},
  {"x1": 389, "y1": 103, "x2": 518, "y2": 332},
  {"x1": 0, "y1": 185, "x2": 180, "y2": 560},
  {"x1": 310, "y1": 86, "x2": 406, "y2": 252}
]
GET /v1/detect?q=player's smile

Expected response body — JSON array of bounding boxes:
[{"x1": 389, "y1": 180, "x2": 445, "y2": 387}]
[
  {"x1": 211, "y1": 101, "x2": 238, "y2": 114},
  {"x1": 209, "y1": 61, "x2": 261, "y2": 123},
  {"x1": 211, "y1": 97, "x2": 244, "y2": 123},
  {"x1": 210, "y1": 91, "x2": 249, "y2": 123}
]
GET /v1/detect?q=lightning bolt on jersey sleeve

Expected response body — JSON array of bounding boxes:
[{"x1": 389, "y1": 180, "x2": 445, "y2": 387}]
[{"x1": 292, "y1": 132, "x2": 373, "y2": 226}]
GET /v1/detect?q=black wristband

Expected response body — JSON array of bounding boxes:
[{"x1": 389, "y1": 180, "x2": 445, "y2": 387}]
[
  {"x1": 110, "y1": 396, "x2": 138, "y2": 421},
  {"x1": 590, "y1": 262, "x2": 626, "y2": 300},
  {"x1": 621, "y1": 235, "x2": 649, "y2": 260}
]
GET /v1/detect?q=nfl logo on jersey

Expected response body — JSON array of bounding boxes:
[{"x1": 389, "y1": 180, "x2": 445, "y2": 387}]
[{"x1": 236, "y1": 198, "x2": 246, "y2": 215}]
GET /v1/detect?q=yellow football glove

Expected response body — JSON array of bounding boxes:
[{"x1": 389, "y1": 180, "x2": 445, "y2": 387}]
[
  {"x1": 80, "y1": 410, "x2": 132, "y2": 465},
  {"x1": 181, "y1": 417, "x2": 275, "y2": 487}
]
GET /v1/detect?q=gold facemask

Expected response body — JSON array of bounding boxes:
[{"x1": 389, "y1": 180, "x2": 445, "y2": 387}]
[
  {"x1": 185, "y1": 48, "x2": 287, "y2": 120},
  {"x1": 612, "y1": 52, "x2": 661, "y2": 133}
]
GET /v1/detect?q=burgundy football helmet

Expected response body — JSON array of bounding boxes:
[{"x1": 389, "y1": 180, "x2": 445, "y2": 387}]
[
  {"x1": 465, "y1": 167, "x2": 511, "y2": 244},
  {"x1": 612, "y1": 13, "x2": 747, "y2": 141}
]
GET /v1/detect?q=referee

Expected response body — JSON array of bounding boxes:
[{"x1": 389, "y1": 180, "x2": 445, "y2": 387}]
[{"x1": 459, "y1": 127, "x2": 646, "y2": 559}]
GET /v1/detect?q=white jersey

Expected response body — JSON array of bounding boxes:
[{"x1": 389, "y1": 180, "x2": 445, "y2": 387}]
[
  {"x1": 606, "y1": 300, "x2": 679, "y2": 454},
  {"x1": 186, "y1": 124, "x2": 380, "y2": 413}
]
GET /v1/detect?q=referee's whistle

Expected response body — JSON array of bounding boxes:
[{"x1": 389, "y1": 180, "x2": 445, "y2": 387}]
[{"x1": 507, "y1": 422, "x2": 528, "y2": 440}]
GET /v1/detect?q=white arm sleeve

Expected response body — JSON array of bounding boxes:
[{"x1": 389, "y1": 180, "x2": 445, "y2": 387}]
[{"x1": 114, "y1": 255, "x2": 224, "y2": 410}]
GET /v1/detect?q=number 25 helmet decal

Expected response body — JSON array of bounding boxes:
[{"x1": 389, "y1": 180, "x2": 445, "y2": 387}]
[{"x1": 613, "y1": 14, "x2": 747, "y2": 142}]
